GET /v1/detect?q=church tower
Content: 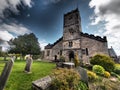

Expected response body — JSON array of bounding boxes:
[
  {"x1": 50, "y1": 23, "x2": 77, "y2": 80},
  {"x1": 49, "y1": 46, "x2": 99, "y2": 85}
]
[
  {"x1": 62, "y1": 8, "x2": 82, "y2": 61},
  {"x1": 63, "y1": 8, "x2": 82, "y2": 40}
]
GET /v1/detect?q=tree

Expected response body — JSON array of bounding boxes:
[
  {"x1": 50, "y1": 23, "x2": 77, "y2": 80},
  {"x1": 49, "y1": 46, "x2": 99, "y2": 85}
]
[
  {"x1": 0, "y1": 51, "x2": 8, "y2": 60},
  {"x1": 8, "y1": 33, "x2": 41, "y2": 56}
]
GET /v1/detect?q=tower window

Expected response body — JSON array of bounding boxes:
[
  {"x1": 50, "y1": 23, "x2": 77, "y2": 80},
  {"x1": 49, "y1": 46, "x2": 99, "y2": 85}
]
[
  {"x1": 69, "y1": 41, "x2": 73, "y2": 47},
  {"x1": 69, "y1": 28, "x2": 74, "y2": 34},
  {"x1": 82, "y1": 49, "x2": 86, "y2": 54},
  {"x1": 82, "y1": 48, "x2": 89, "y2": 55},
  {"x1": 76, "y1": 14, "x2": 78, "y2": 18}
]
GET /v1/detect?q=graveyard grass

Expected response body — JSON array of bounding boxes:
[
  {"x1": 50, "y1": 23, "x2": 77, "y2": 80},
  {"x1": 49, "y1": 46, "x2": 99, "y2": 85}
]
[{"x1": 0, "y1": 60, "x2": 55, "y2": 90}]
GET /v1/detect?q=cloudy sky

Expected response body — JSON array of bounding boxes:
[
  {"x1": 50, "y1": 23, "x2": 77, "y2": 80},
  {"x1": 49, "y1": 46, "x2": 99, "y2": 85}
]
[{"x1": 0, "y1": 0, "x2": 120, "y2": 55}]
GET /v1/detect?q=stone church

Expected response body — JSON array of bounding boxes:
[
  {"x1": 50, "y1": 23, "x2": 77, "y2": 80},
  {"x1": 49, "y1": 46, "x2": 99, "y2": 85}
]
[{"x1": 44, "y1": 8, "x2": 109, "y2": 64}]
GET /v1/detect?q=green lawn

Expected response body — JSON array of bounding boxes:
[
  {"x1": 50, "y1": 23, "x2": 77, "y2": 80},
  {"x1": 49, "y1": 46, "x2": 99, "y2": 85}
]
[
  {"x1": 0, "y1": 57, "x2": 11, "y2": 61},
  {"x1": 0, "y1": 60, "x2": 55, "y2": 90}
]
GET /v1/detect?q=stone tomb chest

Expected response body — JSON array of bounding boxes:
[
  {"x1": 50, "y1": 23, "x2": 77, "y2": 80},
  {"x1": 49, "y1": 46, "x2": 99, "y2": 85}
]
[{"x1": 32, "y1": 76, "x2": 52, "y2": 90}]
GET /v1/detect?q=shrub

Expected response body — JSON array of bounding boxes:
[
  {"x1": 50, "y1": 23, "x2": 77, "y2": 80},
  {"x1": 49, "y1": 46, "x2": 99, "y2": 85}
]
[
  {"x1": 114, "y1": 64, "x2": 120, "y2": 75},
  {"x1": 111, "y1": 72, "x2": 120, "y2": 80},
  {"x1": 32, "y1": 55, "x2": 41, "y2": 60},
  {"x1": 90, "y1": 54, "x2": 115, "y2": 72},
  {"x1": 51, "y1": 68, "x2": 80, "y2": 90},
  {"x1": 87, "y1": 70, "x2": 98, "y2": 82},
  {"x1": 92, "y1": 65, "x2": 105, "y2": 75},
  {"x1": 74, "y1": 53, "x2": 80, "y2": 67},
  {"x1": 59, "y1": 56, "x2": 65, "y2": 62},
  {"x1": 104, "y1": 71, "x2": 111, "y2": 78},
  {"x1": 77, "y1": 81, "x2": 88, "y2": 90}
]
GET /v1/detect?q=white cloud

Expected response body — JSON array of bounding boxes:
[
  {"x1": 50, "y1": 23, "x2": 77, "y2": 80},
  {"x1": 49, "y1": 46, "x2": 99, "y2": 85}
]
[
  {"x1": 0, "y1": 30, "x2": 14, "y2": 41},
  {"x1": 0, "y1": 40, "x2": 10, "y2": 51},
  {"x1": 0, "y1": 23, "x2": 32, "y2": 41},
  {"x1": 22, "y1": 0, "x2": 32, "y2": 7},
  {"x1": 39, "y1": 39, "x2": 48, "y2": 50},
  {"x1": 0, "y1": 0, "x2": 33, "y2": 18},
  {"x1": 0, "y1": 23, "x2": 31, "y2": 35},
  {"x1": 89, "y1": 0, "x2": 120, "y2": 55}
]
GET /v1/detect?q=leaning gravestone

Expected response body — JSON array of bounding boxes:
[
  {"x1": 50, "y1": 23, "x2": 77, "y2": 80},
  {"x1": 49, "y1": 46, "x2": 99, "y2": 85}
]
[
  {"x1": 24, "y1": 55, "x2": 33, "y2": 73},
  {"x1": 76, "y1": 66, "x2": 88, "y2": 87},
  {"x1": 32, "y1": 76, "x2": 52, "y2": 90},
  {"x1": 0, "y1": 58, "x2": 14, "y2": 90}
]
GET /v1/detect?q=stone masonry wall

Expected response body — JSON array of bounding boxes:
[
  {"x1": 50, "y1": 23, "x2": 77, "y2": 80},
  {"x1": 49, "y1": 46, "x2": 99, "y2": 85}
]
[
  {"x1": 44, "y1": 40, "x2": 63, "y2": 60},
  {"x1": 81, "y1": 36, "x2": 109, "y2": 63}
]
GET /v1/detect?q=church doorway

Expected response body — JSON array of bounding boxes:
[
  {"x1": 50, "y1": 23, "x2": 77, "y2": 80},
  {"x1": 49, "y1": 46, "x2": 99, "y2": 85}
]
[
  {"x1": 69, "y1": 51, "x2": 74, "y2": 62},
  {"x1": 54, "y1": 55, "x2": 57, "y2": 61}
]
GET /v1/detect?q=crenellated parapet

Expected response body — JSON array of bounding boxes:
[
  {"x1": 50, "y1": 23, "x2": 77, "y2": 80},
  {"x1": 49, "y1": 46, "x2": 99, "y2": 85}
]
[
  {"x1": 80, "y1": 32, "x2": 107, "y2": 42},
  {"x1": 64, "y1": 8, "x2": 79, "y2": 16}
]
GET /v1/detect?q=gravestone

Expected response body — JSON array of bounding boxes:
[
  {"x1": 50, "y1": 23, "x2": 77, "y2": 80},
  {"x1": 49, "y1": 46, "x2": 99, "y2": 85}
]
[
  {"x1": 32, "y1": 76, "x2": 52, "y2": 90},
  {"x1": 24, "y1": 55, "x2": 33, "y2": 73},
  {"x1": 76, "y1": 66, "x2": 88, "y2": 87},
  {"x1": 0, "y1": 58, "x2": 14, "y2": 90}
]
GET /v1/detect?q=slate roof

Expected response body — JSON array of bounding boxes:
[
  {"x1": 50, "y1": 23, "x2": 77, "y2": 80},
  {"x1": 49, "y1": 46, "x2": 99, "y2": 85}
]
[
  {"x1": 108, "y1": 47, "x2": 117, "y2": 57},
  {"x1": 45, "y1": 37, "x2": 63, "y2": 49}
]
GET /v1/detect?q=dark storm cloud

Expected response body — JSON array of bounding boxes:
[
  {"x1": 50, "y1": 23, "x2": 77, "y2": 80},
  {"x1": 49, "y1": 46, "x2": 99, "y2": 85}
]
[
  {"x1": 0, "y1": 0, "x2": 33, "y2": 18},
  {"x1": 0, "y1": 0, "x2": 92, "y2": 50},
  {"x1": 113, "y1": 25, "x2": 120, "y2": 30},
  {"x1": 99, "y1": 0, "x2": 120, "y2": 16},
  {"x1": 12, "y1": 0, "x2": 77, "y2": 32}
]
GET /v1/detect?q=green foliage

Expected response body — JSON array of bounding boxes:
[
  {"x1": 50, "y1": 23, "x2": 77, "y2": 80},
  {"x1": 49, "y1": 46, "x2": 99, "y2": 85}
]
[
  {"x1": 32, "y1": 55, "x2": 40, "y2": 60},
  {"x1": 0, "y1": 60, "x2": 55, "y2": 90},
  {"x1": 74, "y1": 53, "x2": 80, "y2": 67},
  {"x1": 87, "y1": 70, "x2": 98, "y2": 82},
  {"x1": 77, "y1": 81, "x2": 88, "y2": 90},
  {"x1": 0, "y1": 51, "x2": 8, "y2": 57},
  {"x1": 8, "y1": 33, "x2": 41, "y2": 55},
  {"x1": 104, "y1": 71, "x2": 111, "y2": 78},
  {"x1": 51, "y1": 68, "x2": 80, "y2": 90},
  {"x1": 90, "y1": 54, "x2": 115, "y2": 72},
  {"x1": 59, "y1": 56, "x2": 65, "y2": 62},
  {"x1": 114, "y1": 64, "x2": 120, "y2": 74},
  {"x1": 111, "y1": 72, "x2": 120, "y2": 80},
  {"x1": 93, "y1": 65, "x2": 105, "y2": 75}
]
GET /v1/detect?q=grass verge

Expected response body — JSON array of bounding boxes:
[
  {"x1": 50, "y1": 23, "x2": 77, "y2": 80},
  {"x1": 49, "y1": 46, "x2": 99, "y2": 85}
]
[{"x1": 0, "y1": 60, "x2": 55, "y2": 90}]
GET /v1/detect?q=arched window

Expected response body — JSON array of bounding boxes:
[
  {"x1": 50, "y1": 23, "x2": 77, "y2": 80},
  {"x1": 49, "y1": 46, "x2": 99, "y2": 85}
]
[
  {"x1": 69, "y1": 41, "x2": 73, "y2": 47},
  {"x1": 47, "y1": 50, "x2": 50, "y2": 56},
  {"x1": 69, "y1": 28, "x2": 74, "y2": 34}
]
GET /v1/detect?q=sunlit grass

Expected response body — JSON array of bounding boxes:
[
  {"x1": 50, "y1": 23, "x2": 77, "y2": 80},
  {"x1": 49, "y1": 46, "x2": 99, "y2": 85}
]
[{"x1": 0, "y1": 60, "x2": 55, "y2": 90}]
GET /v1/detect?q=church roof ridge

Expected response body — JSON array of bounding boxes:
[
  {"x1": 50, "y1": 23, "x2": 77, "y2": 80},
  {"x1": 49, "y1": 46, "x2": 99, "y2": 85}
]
[
  {"x1": 80, "y1": 32, "x2": 107, "y2": 42},
  {"x1": 45, "y1": 37, "x2": 63, "y2": 49}
]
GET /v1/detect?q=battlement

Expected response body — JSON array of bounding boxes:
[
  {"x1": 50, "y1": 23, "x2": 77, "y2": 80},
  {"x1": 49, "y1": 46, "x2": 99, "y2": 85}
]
[
  {"x1": 80, "y1": 32, "x2": 107, "y2": 42},
  {"x1": 64, "y1": 8, "x2": 79, "y2": 16}
]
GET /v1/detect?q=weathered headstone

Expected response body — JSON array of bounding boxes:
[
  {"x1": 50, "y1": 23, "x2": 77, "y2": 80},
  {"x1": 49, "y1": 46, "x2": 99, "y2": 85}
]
[
  {"x1": 0, "y1": 59, "x2": 14, "y2": 90},
  {"x1": 76, "y1": 66, "x2": 88, "y2": 87},
  {"x1": 24, "y1": 55, "x2": 33, "y2": 73},
  {"x1": 32, "y1": 76, "x2": 52, "y2": 90}
]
